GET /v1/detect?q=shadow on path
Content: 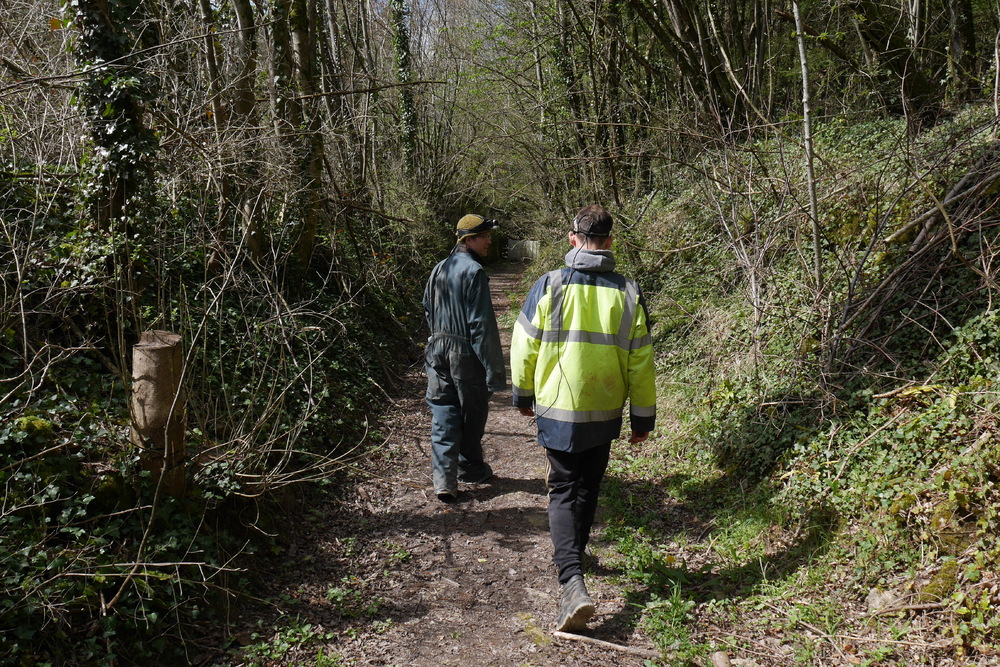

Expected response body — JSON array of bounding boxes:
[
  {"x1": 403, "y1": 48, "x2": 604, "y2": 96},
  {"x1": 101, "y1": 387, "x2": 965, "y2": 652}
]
[{"x1": 225, "y1": 261, "x2": 660, "y2": 666}]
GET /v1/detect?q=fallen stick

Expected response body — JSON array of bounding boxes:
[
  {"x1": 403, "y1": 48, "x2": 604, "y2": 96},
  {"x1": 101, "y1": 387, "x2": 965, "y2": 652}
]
[{"x1": 551, "y1": 631, "x2": 661, "y2": 658}]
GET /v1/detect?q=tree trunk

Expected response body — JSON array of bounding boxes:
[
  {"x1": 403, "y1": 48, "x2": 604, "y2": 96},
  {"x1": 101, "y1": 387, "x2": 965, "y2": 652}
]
[
  {"x1": 947, "y1": 0, "x2": 979, "y2": 96},
  {"x1": 268, "y1": 0, "x2": 324, "y2": 269},
  {"x1": 290, "y1": 0, "x2": 326, "y2": 267},
  {"x1": 72, "y1": 0, "x2": 157, "y2": 232},
  {"x1": 233, "y1": 0, "x2": 259, "y2": 120},
  {"x1": 231, "y1": 0, "x2": 267, "y2": 261},
  {"x1": 390, "y1": 0, "x2": 418, "y2": 174},
  {"x1": 198, "y1": 0, "x2": 233, "y2": 254},
  {"x1": 529, "y1": 0, "x2": 547, "y2": 125},
  {"x1": 555, "y1": 0, "x2": 589, "y2": 161},
  {"x1": 846, "y1": 0, "x2": 943, "y2": 128}
]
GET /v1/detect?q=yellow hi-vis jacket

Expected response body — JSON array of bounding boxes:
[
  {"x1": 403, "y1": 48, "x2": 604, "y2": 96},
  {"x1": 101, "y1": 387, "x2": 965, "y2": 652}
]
[{"x1": 511, "y1": 248, "x2": 656, "y2": 452}]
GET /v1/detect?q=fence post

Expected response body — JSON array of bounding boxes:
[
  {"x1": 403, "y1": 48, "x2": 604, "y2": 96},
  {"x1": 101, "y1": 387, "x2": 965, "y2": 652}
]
[{"x1": 130, "y1": 330, "x2": 186, "y2": 496}]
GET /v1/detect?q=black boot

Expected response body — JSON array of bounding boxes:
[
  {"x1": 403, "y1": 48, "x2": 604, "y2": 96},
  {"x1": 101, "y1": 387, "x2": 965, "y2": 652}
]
[{"x1": 554, "y1": 574, "x2": 595, "y2": 632}]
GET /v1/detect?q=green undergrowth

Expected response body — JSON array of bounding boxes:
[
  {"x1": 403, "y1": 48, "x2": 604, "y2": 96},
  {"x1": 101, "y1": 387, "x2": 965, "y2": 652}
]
[
  {"x1": 596, "y1": 110, "x2": 1000, "y2": 665},
  {"x1": 603, "y1": 350, "x2": 999, "y2": 663},
  {"x1": 1, "y1": 187, "x2": 424, "y2": 663}
]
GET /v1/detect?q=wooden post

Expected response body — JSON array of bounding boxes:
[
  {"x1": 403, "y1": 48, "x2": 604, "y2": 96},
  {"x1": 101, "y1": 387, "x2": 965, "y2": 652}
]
[{"x1": 130, "y1": 330, "x2": 186, "y2": 496}]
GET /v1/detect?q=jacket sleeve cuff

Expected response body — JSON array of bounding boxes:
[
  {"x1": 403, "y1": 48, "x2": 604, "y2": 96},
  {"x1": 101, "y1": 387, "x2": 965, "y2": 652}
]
[
  {"x1": 513, "y1": 393, "x2": 534, "y2": 409},
  {"x1": 630, "y1": 414, "x2": 655, "y2": 434}
]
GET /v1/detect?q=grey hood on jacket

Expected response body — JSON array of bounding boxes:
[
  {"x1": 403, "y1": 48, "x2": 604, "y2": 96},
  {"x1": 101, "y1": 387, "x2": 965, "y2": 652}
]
[{"x1": 565, "y1": 248, "x2": 615, "y2": 272}]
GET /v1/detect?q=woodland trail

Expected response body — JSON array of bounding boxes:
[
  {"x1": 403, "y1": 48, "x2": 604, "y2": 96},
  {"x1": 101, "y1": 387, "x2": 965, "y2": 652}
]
[{"x1": 240, "y1": 262, "x2": 659, "y2": 666}]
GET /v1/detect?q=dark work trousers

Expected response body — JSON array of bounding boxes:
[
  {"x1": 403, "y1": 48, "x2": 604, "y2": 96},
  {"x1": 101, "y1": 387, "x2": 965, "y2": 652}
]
[
  {"x1": 545, "y1": 442, "x2": 612, "y2": 585},
  {"x1": 425, "y1": 334, "x2": 492, "y2": 494}
]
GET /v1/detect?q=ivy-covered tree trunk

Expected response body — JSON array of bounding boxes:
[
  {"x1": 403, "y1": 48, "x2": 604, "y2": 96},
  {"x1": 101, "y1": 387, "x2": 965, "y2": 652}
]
[
  {"x1": 390, "y1": 0, "x2": 417, "y2": 175},
  {"x1": 71, "y1": 0, "x2": 160, "y2": 376},
  {"x1": 71, "y1": 0, "x2": 159, "y2": 232}
]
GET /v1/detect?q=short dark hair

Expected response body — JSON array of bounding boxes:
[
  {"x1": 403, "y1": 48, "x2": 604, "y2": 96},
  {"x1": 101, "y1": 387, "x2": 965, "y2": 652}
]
[{"x1": 572, "y1": 205, "x2": 613, "y2": 237}]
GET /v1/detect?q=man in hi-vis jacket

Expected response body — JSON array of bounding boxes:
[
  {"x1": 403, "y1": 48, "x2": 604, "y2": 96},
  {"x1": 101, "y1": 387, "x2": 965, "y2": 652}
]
[
  {"x1": 511, "y1": 204, "x2": 656, "y2": 632},
  {"x1": 423, "y1": 214, "x2": 506, "y2": 503}
]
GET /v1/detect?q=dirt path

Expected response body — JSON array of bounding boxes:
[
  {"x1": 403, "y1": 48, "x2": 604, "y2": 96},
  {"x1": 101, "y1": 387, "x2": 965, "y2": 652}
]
[{"x1": 244, "y1": 263, "x2": 658, "y2": 666}]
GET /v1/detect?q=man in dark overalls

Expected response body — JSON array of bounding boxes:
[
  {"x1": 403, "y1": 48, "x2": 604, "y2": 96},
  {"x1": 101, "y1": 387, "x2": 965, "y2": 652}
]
[{"x1": 423, "y1": 214, "x2": 506, "y2": 502}]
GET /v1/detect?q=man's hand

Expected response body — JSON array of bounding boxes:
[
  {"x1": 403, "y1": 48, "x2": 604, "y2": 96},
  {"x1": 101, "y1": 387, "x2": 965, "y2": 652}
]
[
  {"x1": 518, "y1": 407, "x2": 535, "y2": 417},
  {"x1": 629, "y1": 431, "x2": 649, "y2": 444}
]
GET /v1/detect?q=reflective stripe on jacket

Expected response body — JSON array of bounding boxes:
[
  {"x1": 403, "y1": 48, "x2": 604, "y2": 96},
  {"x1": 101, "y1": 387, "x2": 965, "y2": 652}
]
[
  {"x1": 423, "y1": 245, "x2": 506, "y2": 392},
  {"x1": 510, "y1": 248, "x2": 655, "y2": 452}
]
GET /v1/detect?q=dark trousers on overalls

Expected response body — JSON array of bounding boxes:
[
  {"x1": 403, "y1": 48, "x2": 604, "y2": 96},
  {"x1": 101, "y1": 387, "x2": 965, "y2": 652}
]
[
  {"x1": 545, "y1": 442, "x2": 612, "y2": 584},
  {"x1": 425, "y1": 334, "x2": 492, "y2": 494}
]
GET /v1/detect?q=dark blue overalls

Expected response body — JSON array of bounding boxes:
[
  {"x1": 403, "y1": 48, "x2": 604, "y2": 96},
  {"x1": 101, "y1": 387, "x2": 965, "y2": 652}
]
[{"x1": 423, "y1": 246, "x2": 506, "y2": 496}]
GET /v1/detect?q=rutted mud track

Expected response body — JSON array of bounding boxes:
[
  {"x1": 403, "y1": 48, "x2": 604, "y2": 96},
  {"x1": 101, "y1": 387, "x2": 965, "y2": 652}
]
[{"x1": 240, "y1": 263, "x2": 657, "y2": 666}]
